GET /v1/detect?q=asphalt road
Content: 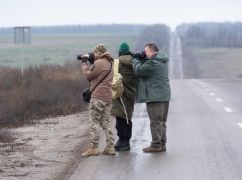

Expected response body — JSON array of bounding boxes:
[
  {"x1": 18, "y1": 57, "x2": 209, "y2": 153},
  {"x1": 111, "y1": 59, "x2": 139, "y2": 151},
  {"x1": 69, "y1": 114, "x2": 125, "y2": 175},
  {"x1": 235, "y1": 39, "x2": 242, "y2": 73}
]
[
  {"x1": 169, "y1": 32, "x2": 184, "y2": 79},
  {"x1": 69, "y1": 79, "x2": 242, "y2": 180}
]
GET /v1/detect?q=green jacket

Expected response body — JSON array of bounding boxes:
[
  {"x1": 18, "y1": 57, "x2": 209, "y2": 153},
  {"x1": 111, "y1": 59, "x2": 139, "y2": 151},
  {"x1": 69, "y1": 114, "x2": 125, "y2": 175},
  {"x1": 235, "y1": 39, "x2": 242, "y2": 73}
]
[
  {"x1": 132, "y1": 53, "x2": 171, "y2": 103},
  {"x1": 111, "y1": 55, "x2": 138, "y2": 120}
]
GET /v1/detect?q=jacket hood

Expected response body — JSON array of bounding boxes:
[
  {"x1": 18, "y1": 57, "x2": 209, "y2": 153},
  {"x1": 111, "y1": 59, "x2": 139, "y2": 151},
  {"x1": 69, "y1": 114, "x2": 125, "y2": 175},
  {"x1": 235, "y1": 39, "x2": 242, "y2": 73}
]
[
  {"x1": 153, "y1": 53, "x2": 169, "y2": 63},
  {"x1": 100, "y1": 52, "x2": 113, "y2": 62},
  {"x1": 119, "y1": 54, "x2": 132, "y2": 61}
]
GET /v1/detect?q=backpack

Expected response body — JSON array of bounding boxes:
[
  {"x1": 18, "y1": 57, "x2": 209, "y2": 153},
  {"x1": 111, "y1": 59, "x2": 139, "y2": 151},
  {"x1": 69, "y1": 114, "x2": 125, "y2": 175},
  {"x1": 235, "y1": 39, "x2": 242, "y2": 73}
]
[
  {"x1": 112, "y1": 59, "x2": 124, "y2": 99},
  {"x1": 112, "y1": 59, "x2": 129, "y2": 124}
]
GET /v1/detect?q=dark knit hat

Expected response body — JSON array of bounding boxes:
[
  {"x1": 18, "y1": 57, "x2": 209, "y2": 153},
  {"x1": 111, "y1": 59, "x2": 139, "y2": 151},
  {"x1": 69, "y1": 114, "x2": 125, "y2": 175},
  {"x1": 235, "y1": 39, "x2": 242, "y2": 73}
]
[
  {"x1": 93, "y1": 44, "x2": 107, "y2": 55},
  {"x1": 119, "y1": 42, "x2": 131, "y2": 56}
]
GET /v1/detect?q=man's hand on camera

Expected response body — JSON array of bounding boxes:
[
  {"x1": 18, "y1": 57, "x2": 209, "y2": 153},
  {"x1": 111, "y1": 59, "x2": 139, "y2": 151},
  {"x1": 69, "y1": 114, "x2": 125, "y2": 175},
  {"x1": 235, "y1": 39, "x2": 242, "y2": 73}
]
[
  {"x1": 81, "y1": 57, "x2": 88, "y2": 63},
  {"x1": 81, "y1": 54, "x2": 89, "y2": 63},
  {"x1": 132, "y1": 50, "x2": 146, "y2": 60}
]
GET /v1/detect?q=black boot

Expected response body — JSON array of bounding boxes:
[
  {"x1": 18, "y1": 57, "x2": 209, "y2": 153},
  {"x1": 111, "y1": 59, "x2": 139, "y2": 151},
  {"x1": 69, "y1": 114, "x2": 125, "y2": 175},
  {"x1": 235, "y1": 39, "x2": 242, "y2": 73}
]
[
  {"x1": 115, "y1": 141, "x2": 130, "y2": 151},
  {"x1": 114, "y1": 140, "x2": 129, "y2": 150}
]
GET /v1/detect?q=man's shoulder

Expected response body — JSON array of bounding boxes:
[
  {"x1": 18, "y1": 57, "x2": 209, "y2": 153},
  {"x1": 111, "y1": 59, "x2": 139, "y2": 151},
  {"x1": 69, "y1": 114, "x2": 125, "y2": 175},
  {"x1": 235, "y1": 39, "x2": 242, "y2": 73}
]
[
  {"x1": 144, "y1": 59, "x2": 157, "y2": 65},
  {"x1": 95, "y1": 58, "x2": 107, "y2": 65},
  {"x1": 94, "y1": 58, "x2": 112, "y2": 71}
]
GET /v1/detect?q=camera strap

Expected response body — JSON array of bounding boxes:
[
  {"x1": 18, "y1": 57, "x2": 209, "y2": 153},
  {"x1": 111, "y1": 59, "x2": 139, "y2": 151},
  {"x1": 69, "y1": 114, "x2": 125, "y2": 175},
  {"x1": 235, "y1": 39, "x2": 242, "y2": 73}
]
[{"x1": 90, "y1": 61, "x2": 112, "y2": 93}]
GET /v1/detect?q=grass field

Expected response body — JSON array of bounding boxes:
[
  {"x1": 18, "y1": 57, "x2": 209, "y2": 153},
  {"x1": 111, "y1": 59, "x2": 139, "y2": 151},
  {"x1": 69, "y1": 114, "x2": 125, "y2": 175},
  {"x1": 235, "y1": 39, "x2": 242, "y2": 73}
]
[
  {"x1": 0, "y1": 32, "x2": 139, "y2": 127},
  {"x1": 182, "y1": 46, "x2": 242, "y2": 79},
  {"x1": 0, "y1": 33, "x2": 138, "y2": 68}
]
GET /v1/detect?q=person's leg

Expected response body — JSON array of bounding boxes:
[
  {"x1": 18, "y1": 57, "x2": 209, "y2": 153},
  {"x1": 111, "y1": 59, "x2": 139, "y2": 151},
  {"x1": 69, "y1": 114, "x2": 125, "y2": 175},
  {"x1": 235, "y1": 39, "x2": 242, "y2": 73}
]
[
  {"x1": 143, "y1": 102, "x2": 165, "y2": 152},
  {"x1": 115, "y1": 117, "x2": 132, "y2": 141},
  {"x1": 82, "y1": 99, "x2": 102, "y2": 156},
  {"x1": 115, "y1": 117, "x2": 126, "y2": 142},
  {"x1": 115, "y1": 117, "x2": 132, "y2": 151},
  {"x1": 161, "y1": 102, "x2": 169, "y2": 147},
  {"x1": 100, "y1": 101, "x2": 115, "y2": 155}
]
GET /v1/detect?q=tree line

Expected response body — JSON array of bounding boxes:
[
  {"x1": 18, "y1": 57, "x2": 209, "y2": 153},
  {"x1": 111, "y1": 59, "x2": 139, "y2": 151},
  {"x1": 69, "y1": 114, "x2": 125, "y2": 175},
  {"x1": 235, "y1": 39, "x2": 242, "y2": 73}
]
[
  {"x1": 135, "y1": 24, "x2": 170, "y2": 52},
  {"x1": 0, "y1": 24, "x2": 148, "y2": 36},
  {"x1": 176, "y1": 22, "x2": 242, "y2": 47}
]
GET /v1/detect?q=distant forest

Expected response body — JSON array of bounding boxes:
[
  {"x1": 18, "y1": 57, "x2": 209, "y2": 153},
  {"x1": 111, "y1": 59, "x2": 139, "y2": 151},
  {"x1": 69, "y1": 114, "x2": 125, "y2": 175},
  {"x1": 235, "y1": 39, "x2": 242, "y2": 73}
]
[
  {"x1": 135, "y1": 24, "x2": 170, "y2": 52},
  {"x1": 0, "y1": 24, "x2": 148, "y2": 36},
  {"x1": 177, "y1": 22, "x2": 242, "y2": 47}
]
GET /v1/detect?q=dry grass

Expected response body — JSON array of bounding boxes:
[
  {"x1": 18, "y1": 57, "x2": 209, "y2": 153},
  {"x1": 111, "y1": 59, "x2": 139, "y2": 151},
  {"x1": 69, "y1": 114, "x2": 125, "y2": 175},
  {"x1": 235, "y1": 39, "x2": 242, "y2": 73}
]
[
  {"x1": 181, "y1": 45, "x2": 242, "y2": 79},
  {"x1": 0, "y1": 128, "x2": 17, "y2": 145},
  {"x1": 0, "y1": 61, "x2": 88, "y2": 128},
  {"x1": 0, "y1": 128, "x2": 19, "y2": 151}
]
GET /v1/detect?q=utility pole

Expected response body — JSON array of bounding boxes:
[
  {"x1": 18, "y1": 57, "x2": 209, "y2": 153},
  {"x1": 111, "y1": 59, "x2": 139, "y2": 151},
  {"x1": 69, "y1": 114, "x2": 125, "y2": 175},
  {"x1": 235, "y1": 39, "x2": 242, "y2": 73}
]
[{"x1": 14, "y1": 26, "x2": 31, "y2": 76}]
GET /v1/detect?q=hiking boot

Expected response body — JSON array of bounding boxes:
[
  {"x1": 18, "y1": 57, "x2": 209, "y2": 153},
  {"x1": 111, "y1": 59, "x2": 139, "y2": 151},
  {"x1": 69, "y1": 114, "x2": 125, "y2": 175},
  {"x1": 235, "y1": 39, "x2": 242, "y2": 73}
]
[
  {"x1": 102, "y1": 145, "x2": 116, "y2": 155},
  {"x1": 82, "y1": 147, "x2": 100, "y2": 157},
  {"x1": 161, "y1": 145, "x2": 166, "y2": 151},
  {"x1": 142, "y1": 145, "x2": 166, "y2": 153},
  {"x1": 115, "y1": 141, "x2": 130, "y2": 151},
  {"x1": 114, "y1": 140, "x2": 125, "y2": 148}
]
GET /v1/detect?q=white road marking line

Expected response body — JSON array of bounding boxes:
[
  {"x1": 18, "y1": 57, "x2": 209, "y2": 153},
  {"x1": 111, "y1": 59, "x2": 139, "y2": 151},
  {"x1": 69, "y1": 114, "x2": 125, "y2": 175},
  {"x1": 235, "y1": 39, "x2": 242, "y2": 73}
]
[
  {"x1": 209, "y1": 93, "x2": 215, "y2": 96},
  {"x1": 216, "y1": 98, "x2": 223, "y2": 102},
  {"x1": 238, "y1": 123, "x2": 242, "y2": 129},
  {"x1": 224, "y1": 107, "x2": 233, "y2": 113}
]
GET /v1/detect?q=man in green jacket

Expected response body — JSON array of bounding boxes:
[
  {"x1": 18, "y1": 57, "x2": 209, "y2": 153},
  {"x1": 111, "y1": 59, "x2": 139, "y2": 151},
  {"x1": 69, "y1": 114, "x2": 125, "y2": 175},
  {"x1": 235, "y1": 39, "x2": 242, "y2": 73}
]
[{"x1": 132, "y1": 42, "x2": 171, "y2": 152}]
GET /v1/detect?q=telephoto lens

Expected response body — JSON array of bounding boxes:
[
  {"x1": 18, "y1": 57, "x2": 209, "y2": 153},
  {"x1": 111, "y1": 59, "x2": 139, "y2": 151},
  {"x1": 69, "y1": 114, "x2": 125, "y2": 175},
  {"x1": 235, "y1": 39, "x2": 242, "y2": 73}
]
[
  {"x1": 77, "y1": 53, "x2": 83, "y2": 60},
  {"x1": 77, "y1": 53, "x2": 88, "y2": 60},
  {"x1": 132, "y1": 50, "x2": 146, "y2": 60},
  {"x1": 77, "y1": 52, "x2": 94, "y2": 64}
]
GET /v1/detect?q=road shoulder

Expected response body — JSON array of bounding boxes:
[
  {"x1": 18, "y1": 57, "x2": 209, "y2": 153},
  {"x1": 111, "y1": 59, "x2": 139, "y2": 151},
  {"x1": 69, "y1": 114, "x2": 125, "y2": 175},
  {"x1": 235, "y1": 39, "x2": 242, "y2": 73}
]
[{"x1": 0, "y1": 112, "x2": 89, "y2": 180}]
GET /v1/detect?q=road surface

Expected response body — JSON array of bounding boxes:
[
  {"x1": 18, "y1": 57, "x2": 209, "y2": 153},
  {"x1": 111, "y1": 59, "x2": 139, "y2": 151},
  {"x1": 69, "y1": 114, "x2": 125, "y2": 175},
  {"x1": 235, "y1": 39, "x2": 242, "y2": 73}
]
[{"x1": 169, "y1": 32, "x2": 184, "y2": 79}]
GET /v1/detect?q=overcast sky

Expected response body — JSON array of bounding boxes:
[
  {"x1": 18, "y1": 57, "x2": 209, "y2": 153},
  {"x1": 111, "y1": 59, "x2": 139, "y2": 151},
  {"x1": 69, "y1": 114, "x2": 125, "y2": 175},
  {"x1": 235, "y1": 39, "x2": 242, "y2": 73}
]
[{"x1": 1, "y1": 0, "x2": 241, "y2": 29}]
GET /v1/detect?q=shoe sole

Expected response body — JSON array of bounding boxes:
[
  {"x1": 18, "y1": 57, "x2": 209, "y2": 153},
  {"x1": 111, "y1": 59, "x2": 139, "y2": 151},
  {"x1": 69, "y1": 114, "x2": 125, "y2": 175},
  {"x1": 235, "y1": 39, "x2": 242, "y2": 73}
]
[
  {"x1": 115, "y1": 146, "x2": 130, "y2": 151},
  {"x1": 142, "y1": 146, "x2": 166, "y2": 153},
  {"x1": 143, "y1": 150, "x2": 162, "y2": 153},
  {"x1": 81, "y1": 153, "x2": 100, "y2": 157},
  {"x1": 102, "y1": 152, "x2": 116, "y2": 155}
]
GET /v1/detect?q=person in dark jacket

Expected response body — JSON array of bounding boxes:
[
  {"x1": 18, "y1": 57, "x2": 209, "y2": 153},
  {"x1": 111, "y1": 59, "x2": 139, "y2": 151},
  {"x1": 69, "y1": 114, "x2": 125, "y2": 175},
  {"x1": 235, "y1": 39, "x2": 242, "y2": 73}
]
[
  {"x1": 111, "y1": 42, "x2": 138, "y2": 151},
  {"x1": 132, "y1": 42, "x2": 171, "y2": 153}
]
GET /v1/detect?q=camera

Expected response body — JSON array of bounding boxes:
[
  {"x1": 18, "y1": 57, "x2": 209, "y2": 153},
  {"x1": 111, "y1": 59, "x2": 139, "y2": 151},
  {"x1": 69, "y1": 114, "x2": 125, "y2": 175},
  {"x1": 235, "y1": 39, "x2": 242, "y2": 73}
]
[
  {"x1": 77, "y1": 52, "x2": 95, "y2": 64},
  {"x1": 131, "y1": 50, "x2": 146, "y2": 60}
]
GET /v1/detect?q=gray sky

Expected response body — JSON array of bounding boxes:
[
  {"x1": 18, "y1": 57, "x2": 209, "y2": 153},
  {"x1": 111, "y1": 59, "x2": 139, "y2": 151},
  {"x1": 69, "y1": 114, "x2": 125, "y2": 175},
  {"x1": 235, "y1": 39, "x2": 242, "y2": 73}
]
[{"x1": 1, "y1": 0, "x2": 241, "y2": 29}]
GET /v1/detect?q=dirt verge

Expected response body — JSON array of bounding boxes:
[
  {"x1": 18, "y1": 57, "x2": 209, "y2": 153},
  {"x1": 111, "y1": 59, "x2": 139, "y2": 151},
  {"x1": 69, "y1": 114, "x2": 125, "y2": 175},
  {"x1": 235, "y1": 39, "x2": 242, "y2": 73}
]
[{"x1": 0, "y1": 112, "x2": 89, "y2": 180}]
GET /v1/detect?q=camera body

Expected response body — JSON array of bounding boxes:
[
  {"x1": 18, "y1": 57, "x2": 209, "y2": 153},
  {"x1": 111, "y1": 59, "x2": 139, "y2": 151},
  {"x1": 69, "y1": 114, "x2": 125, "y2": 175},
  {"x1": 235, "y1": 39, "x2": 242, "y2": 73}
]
[
  {"x1": 131, "y1": 50, "x2": 146, "y2": 60},
  {"x1": 77, "y1": 52, "x2": 95, "y2": 64}
]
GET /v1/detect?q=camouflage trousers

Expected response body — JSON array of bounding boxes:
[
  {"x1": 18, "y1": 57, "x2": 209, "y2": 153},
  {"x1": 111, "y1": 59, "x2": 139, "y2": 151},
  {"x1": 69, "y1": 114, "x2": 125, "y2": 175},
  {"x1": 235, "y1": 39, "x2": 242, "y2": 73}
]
[
  {"x1": 88, "y1": 98, "x2": 114, "y2": 148},
  {"x1": 146, "y1": 102, "x2": 169, "y2": 147}
]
